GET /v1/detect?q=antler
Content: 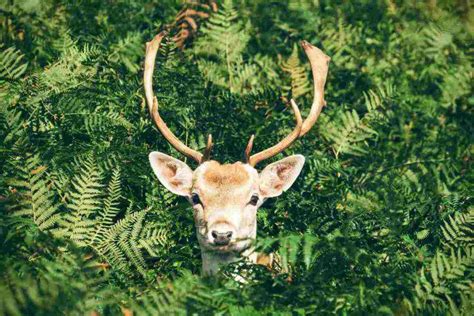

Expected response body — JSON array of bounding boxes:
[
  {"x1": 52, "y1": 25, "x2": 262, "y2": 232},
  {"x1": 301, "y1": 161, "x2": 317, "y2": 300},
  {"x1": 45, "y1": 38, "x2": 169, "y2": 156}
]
[
  {"x1": 245, "y1": 99, "x2": 303, "y2": 166},
  {"x1": 144, "y1": 32, "x2": 213, "y2": 164},
  {"x1": 245, "y1": 40, "x2": 330, "y2": 167}
]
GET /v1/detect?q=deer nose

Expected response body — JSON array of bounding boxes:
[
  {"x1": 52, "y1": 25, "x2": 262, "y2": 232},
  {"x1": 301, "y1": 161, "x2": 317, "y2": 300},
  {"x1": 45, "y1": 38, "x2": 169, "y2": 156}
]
[{"x1": 211, "y1": 230, "x2": 233, "y2": 246}]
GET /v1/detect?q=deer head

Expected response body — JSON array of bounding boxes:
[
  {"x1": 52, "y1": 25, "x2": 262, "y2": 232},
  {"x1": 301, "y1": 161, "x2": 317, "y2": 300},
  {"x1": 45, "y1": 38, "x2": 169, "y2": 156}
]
[{"x1": 144, "y1": 32, "x2": 330, "y2": 274}]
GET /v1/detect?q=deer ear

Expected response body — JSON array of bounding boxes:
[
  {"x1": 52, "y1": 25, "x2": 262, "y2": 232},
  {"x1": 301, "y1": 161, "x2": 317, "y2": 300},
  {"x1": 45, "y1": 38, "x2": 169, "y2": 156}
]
[
  {"x1": 149, "y1": 152, "x2": 193, "y2": 196},
  {"x1": 259, "y1": 155, "x2": 305, "y2": 198}
]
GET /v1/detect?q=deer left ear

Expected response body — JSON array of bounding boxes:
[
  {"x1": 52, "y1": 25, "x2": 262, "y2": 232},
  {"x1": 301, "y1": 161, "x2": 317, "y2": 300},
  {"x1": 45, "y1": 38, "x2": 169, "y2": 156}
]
[
  {"x1": 259, "y1": 155, "x2": 305, "y2": 198},
  {"x1": 149, "y1": 152, "x2": 193, "y2": 196}
]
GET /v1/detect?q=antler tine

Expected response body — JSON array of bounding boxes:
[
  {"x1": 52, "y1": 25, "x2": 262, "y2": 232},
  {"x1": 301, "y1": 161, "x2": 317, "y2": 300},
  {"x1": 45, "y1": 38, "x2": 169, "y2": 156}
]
[
  {"x1": 144, "y1": 32, "x2": 210, "y2": 164},
  {"x1": 245, "y1": 40, "x2": 330, "y2": 166},
  {"x1": 202, "y1": 134, "x2": 213, "y2": 161},
  {"x1": 247, "y1": 99, "x2": 303, "y2": 166},
  {"x1": 244, "y1": 134, "x2": 254, "y2": 163},
  {"x1": 299, "y1": 40, "x2": 330, "y2": 136}
]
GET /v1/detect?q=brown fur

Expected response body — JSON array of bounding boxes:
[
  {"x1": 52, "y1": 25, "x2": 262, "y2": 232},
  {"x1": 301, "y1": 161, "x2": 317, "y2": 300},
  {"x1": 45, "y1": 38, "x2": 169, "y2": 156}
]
[
  {"x1": 213, "y1": 219, "x2": 233, "y2": 226},
  {"x1": 194, "y1": 161, "x2": 255, "y2": 212},
  {"x1": 203, "y1": 162, "x2": 250, "y2": 187},
  {"x1": 256, "y1": 253, "x2": 274, "y2": 268}
]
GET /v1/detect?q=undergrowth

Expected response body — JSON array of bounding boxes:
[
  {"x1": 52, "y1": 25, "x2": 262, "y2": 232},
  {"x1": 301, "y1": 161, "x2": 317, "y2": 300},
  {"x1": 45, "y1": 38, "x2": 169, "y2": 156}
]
[{"x1": 0, "y1": 0, "x2": 472, "y2": 315}]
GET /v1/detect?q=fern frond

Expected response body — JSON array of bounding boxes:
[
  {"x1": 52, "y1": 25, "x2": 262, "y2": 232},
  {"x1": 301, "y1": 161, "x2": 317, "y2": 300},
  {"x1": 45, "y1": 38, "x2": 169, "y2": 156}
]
[
  {"x1": 84, "y1": 110, "x2": 134, "y2": 134},
  {"x1": 89, "y1": 168, "x2": 122, "y2": 245},
  {"x1": 255, "y1": 233, "x2": 320, "y2": 275},
  {"x1": 422, "y1": 24, "x2": 455, "y2": 58},
  {"x1": 132, "y1": 271, "x2": 225, "y2": 314},
  {"x1": 139, "y1": 228, "x2": 170, "y2": 257},
  {"x1": 281, "y1": 44, "x2": 311, "y2": 99},
  {"x1": 193, "y1": 0, "x2": 258, "y2": 94},
  {"x1": 63, "y1": 155, "x2": 103, "y2": 245},
  {"x1": 8, "y1": 154, "x2": 60, "y2": 230},
  {"x1": 324, "y1": 109, "x2": 377, "y2": 158},
  {"x1": 108, "y1": 32, "x2": 143, "y2": 73},
  {"x1": 171, "y1": 1, "x2": 217, "y2": 49},
  {"x1": 93, "y1": 209, "x2": 151, "y2": 276},
  {"x1": 415, "y1": 247, "x2": 473, "y2": 311},
  {"x1": 441, "y1": 208, "x2": 474, "y2": 249},
  {"x1": 33, "y1": 44, "x2": 99, "y2": 101},
  {"x1": 324, "y1": 83, "x2": 395, "y2": 158},
  {"x1": 126, "y1": 210, "x2": 147, "y2": 276},
  {"x1": 0, "y1": 45, "x2": 28, "y2": 81}
]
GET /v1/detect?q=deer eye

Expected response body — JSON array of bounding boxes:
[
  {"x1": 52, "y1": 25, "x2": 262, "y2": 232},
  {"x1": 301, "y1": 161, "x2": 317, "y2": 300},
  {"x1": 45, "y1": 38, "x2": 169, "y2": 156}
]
[
  {"x1": 191, "y1": 193, "x2": 201, "y2": 205},
  {"x1": 249, "y1": 194, "x2": 259, "y2": 206}
]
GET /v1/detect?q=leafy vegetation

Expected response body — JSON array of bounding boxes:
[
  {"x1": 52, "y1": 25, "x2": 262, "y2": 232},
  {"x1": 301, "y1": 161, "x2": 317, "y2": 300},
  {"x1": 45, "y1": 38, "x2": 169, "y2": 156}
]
[{"x1": 1, "y1": 0, "x2": 472, "y2": 314}]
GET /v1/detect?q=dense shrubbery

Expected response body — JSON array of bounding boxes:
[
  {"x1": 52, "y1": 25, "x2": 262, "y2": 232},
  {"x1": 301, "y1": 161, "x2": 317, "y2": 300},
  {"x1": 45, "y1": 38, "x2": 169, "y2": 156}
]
[{"x1": 1, "y1": 0, "x2": 472, "y2": 314}]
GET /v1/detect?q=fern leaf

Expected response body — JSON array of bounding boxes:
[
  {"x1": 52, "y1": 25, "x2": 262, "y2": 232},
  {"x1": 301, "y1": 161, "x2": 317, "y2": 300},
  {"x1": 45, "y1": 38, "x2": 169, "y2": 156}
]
[
  {"x1": 193, "y1": 0, "x2": 259, "y2": 94},
  {"x1": 281, "y1": 44, "x2": 311, "y2": 99},
  {"x1": 8, "y1": 154, "x2": 60, "y2": 230},
  {"x1": 63, "y1": 155, "x2": 103, "y2": 245},
  {"x1": 0, "y1": 45, "x2": 28, "y2": 80},
  {"x1": 139, "y1": 228, "x2": 170, "y2": 257},
  {"x1": 89, "y1": 168, "x2": 122, "y2": 245}
]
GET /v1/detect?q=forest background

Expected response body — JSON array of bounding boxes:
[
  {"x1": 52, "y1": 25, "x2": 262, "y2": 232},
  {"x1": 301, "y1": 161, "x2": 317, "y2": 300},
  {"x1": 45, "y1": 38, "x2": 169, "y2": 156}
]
[{"x1": 0, "y1": 0, "x2": 472, "y2": 314}]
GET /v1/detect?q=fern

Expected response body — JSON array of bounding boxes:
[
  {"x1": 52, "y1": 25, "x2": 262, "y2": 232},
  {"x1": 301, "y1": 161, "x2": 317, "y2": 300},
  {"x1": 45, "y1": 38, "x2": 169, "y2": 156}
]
[
  {"x1": 323, "y1": 84, "x2": 393, "y2": 158},
  {"x1": 321, "y1": 15, "x2": 363, "y2": 70},
  {"x1": 255, "y1": 233, "x2": 321, "y2": 275},
  {"x1": 30, "y1": 44, "x2": 99, "y2": 105},
  {"x1": 126, "y1": 209, "x2": 148, "y2": 276},
  {"x1": 280, "y1": 43, "x2": 311, "y2": 99},
  {"x1": 0, "y1": 1, "x2": 472, "y2": 314},
  {"x1": 7, "y1": 154, "x2": 60, "y2": 230},
  {"x1": 84, "y1": 109, "x2": 134, "y2": 134},
  {"x1": 89, "y1": 168, "x2": 122, "y2": 245},
  {"x1": 92, "y1": 208, "x2": 148, "y2": 276},
  {"x1": 422, "y1": 24, "x2": 455, "y2": 58},
  {"x1": 345, "y1": 191, "x2": 381, "y2": 213},
  {"x1": 108, "y1": 31, "x2": 143, "y2": 74},
  {"x1": 0, "y1": 45, "x2": 28, "y2": 81},
  {"x1": 62, "y1": 155, "x2": 103, "y2": 245},
  {"x1": 414, "y1": 249, "x2": 473, "y2": 312},
  {"x1": 441, "y1": 208, "x2": 474, "y2": 249},
  {"x1": 363, "y1": 81, "x2": 395, "y2": 120},
  {"x1": 324, "y1": 109, "x2": 377, "y2": 158},
  {"x1": 133, "y1": 271, "x2": 228, "y2": 314},
  {"x1": 437, "y1": 66, "x2": 472, "y2": 109},
  {"x1": 48, "y1": 29, "x2": 77, "y2": 59},
  {"x1": 0, "y1": 107, "x2": 25, "y2": 147},
  {"x1": 0, "y1": 222, "x2": 116, "y2": 316},
  {"x1": 171, "y1": 0, "x2": 217, "y2": 49},
  {"x1": 412, "y1": 205, "x2": 474, "y2": 312},
  {"x1": 57, "y1": 159, "x2": 164, "y2": 276},
  {"x1": 139, "y1": 228, "x2": 171, "y2": 257},
  {"x1": 417, "y1": 229, "x2": 430, "y2": 241},
  {"x1": 193, "y1": 0, "x2": 258, "y2": 94}
]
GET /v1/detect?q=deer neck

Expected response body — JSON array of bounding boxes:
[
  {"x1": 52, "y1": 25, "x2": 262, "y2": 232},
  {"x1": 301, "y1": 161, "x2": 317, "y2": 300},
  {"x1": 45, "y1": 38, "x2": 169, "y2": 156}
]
[
  {"x1": 201, "y1": 251, "x2": 237, "y2": 276},
  {"x1": 201, "y1": 248, "x2": 258, "y2": 276}
]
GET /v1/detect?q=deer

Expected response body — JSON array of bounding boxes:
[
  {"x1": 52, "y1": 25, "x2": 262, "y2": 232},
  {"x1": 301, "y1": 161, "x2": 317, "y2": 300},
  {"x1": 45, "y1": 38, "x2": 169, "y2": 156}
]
[{"x1": 144, "y1": 32, "x2": 330, "y2": 276}]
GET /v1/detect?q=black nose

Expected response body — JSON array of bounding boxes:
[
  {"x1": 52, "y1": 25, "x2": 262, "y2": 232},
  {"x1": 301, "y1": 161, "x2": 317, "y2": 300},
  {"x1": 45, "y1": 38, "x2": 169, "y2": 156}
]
[{"x1": 211, "y1": 230, "x2": 233, "y2": 246}]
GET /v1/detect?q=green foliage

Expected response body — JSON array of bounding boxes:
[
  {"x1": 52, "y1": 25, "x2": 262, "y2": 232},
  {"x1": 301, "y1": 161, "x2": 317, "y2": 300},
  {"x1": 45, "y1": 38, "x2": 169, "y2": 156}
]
[
  {"x1": 193, "y1": 0, "x2": 259, "y2": 94},
  {"x1": 280, "y1": 43, "x2": 312, "y2": 100},
  {"x1": 322, "y1": 82, "x2": 392, "y2": 158},
  {"x1": 1, "y1": 0, "x2": 472, "y2": 315},
  {"x1": 441, "y1": 207, "x2": 474, "y2": 248},
  {"x1": 0, "y1": 45, "x2": 28, "y2": 81},
  {"x1": 6, "y1": 154, "x2": 60, "y2": 230}
]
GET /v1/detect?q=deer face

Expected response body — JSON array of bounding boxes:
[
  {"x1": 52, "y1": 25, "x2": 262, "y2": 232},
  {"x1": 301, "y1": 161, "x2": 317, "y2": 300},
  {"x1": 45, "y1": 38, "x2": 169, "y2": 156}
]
[{"x1": 149, "y1": 153, "x2": 305, "y2": 253}]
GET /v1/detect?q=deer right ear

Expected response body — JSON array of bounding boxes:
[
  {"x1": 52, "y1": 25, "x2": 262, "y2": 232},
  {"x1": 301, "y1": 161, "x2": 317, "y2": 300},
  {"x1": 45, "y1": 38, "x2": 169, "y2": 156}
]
[
  {"x1": 149, "y1": 152, "x2": 193, "y2": 196},
  {"x1": 258, "y1": 155, "x2": 305, "y2": 198}
]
